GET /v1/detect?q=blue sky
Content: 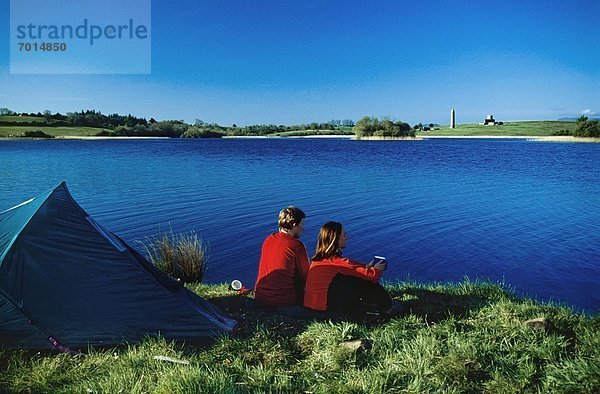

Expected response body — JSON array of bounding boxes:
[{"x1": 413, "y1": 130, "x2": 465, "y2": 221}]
[{"x1": 0, "y1": 0, "x2": 598, "y2": 125}]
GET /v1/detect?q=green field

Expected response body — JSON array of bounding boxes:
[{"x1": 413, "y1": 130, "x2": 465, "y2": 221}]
[
  {"x1": 0, "y1": 120, "x2": 579, "y2": 139},
  {"x1": 0, "y1": 126, "x2": 109, "y2": 137},
  {"x1": 418, "y1": 121, "x2": 576, "y2": 137},
  {"x1": 0, "y1": 115, "x2": 108, "y2": 137},
  {"x1": 274, "y1": 128, "x2": 354, "y2": 137},
  {"x1": 0, "y1": 115, "x2": 49, "y2": 123},
  {"x1": 1, "y1": 280, "x2": 598, "y2": 393}
]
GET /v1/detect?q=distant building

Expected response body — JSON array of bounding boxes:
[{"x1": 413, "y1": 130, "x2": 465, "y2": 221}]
[
  {"x1": 484, "y1": 114, "x2": 496, "y2": 125},
  {"x1": 481, "y1": 114, "x2": 502, "y2": 126},
  {"x1": 450, "y1": 109, "x2": 456, "y2": 128}
]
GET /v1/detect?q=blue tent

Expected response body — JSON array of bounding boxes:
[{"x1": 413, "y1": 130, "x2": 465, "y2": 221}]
[{"x1": 0, "y1": 182, "x2": 236, "y2": 350}]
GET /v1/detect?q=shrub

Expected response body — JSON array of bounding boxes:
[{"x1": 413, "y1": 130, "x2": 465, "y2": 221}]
[
  {"x1": 353, "y1": 116, "x2": 414, "y2": 138},
  {"x1": 142, "y1": 231, "x2": 208, "y2": 283},
  {"x1": 181, "y1": 126, "x2": 225, "y2": 138},
  {"x1": 573, "y1": 116, "x2": 600, "y2": 138},
  {"x1": 20, "y1": 130, "x2": 54, "y2": 138}
]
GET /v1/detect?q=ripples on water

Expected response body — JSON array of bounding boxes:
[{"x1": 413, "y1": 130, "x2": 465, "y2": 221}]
[{"x1": 1, "y1": 138, "x2": 598, "y2": 313}]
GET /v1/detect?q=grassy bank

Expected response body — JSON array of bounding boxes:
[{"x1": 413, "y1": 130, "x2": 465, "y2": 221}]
[
  {"x1": 418, "y1": 121, "x2": 576, "y2": 137},
  {"x1": 273, "y1": 128, "x2": 354, "y2": 137},
  {"x1": 1, "y1": 280, "x2": 598, "y2": 393},
  {"x1": 0, "y1": 113, "x2": 110, "y2": 137},
  {"x1": 0, "y1": 125, "x2": 109, "y2": 138},
  {"x1": 0, "y1": 115, "x2": 49, "y2": 123},
  {"x1": 0, "y1": 126, "x2": 352, "y2": 139},
  {"x1": 0, "y1": 121, "x2": 580, "y2": 139}
]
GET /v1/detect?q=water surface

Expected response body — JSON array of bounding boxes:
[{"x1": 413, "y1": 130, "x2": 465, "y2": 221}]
[{"x1": 1, "y1": 138, "x2": 598, "y2": 313}]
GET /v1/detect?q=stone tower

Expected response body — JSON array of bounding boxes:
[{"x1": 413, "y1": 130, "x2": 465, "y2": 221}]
[{"x1": 450, "y1": 109, "x2": 456, "y2": 128}]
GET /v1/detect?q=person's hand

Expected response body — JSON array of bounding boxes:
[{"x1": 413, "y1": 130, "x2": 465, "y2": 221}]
[
  {"x1": 374, "y1": 260, "x2": 387, "y2": 272},
  {"x1": 365, "y1": 259, "x2": 375, "y2": 269}
]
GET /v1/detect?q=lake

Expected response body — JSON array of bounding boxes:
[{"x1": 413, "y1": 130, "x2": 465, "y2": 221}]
[{"x1": 1, "y1": 137, "x2": 598, "y2": 313}]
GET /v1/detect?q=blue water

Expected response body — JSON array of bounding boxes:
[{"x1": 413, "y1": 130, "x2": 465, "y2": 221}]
[{"x1": 1, "y1": 138, "x2": 598, "y2": 313}]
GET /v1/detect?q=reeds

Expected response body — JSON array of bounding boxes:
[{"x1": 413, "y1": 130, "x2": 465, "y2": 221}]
[{"x1": 142, "y1": 231, "x2": 208, "y2": 283}]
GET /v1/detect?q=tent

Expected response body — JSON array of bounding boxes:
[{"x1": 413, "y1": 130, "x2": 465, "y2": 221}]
[{"x1": 0, "y1": 182, "x2": 236, "y2": 351}]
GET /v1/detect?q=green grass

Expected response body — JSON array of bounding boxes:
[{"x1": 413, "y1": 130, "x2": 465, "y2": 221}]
[
  {"x1": 1, "y1": 280, "x2": 598, "y2": 393},
  {"x1": 0, "y1": 115, "x2": 48, "y2": 123},
  {"x1": 274, "y1": 129, "x2": 354, "y2": 137},
  {"x1": 418, "y1": 121, "x2": 576, "y2": 136},
  {"x1": 0, "y1": 125, "x2": 109, "y2": 137},
  {"x1": 0, "y1": 121, "x2": 580, "y2": 139}
]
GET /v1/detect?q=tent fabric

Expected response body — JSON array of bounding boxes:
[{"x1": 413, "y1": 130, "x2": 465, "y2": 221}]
[{"x1": 0, "y1": 182, "x2": 236, "y2": 350}]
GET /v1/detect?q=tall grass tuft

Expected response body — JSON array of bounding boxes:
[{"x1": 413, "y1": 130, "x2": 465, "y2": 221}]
[{"x1": 142, "y1": 231, "x2": 208, "y2": 283}]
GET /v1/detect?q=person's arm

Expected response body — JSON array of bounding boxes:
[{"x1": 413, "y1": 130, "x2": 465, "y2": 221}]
[
  {"x1": 338, "y1": 258, "x2": 383, "y2": 282},
  {"x1": 295, "y1": 245, "x2": 310, "y2": 283},
  {"x1": 293, "y1": 244, "x2": 310, "y2": 301}
]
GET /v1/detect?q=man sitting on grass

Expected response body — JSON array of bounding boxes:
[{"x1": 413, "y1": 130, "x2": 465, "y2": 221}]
[{"x1": 254, "y1": 206, "x2": 310, "y2": 314}]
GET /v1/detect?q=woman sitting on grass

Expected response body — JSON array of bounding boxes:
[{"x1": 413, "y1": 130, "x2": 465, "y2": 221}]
[{"x1": 303, "y1": 221, "x2": 401, "y2": 317}]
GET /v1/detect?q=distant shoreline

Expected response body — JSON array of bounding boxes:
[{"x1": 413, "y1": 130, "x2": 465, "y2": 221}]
[
  {"x1": 3, "y1": 119, "x2": 596, "y2": 140},
  {"x1": 224, "y1": 135, "x2": 600, "y2": 142},
  {"x1": 223, "y1": 134, "x2": 353, "y2": 139},
  {"x1": 526, "y1": 136, "x2": 600, "y2": 143},
  {"x1": 56, "y1": 136, "x2": 170, "y2": 140},
  {"x1": 358, "y1": 135, "x2": 599, "y2": 142},
  {"x1": 422, "y1": 135, "x2": 600, "y2": 143},
  {"x1": 2, "y1": 135, "x2": 599, "y2": 143},
  {"x1": 223, "y1": 135, "x2": 599, "y2": 143}
]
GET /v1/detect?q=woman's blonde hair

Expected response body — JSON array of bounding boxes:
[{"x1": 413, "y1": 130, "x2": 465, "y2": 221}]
[{"x1": 312, "y1": 221, "x2": 343, "y2": 261}]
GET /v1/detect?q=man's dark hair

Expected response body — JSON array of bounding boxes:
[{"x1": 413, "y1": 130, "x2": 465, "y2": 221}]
[{"x1": 278, "y1": 206, "x2": 305, "y2": 230}]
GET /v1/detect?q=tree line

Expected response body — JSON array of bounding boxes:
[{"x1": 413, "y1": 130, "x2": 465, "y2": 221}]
[
  {"x1": 2, "y1": 109, "x2": 424, "y2": 139},
  {"x1": 353, "y1": 116, "x2": 415, "y2": 138},
  {"x1": 573, "y1": 116, "x2": 600, "y2": 138},
  {"x1": 0, "y1": 108, "x2": 357, "y2": 138},
  {"x1": 3, "y1": 107, "x2": 598, "y2": 139}
]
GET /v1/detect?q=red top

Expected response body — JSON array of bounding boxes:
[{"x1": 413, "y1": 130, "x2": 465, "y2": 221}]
[
  {"x1": 254, "y1": 232, "x2": 310, "y2": 307},
  {"x1": 303, "y1": 256, "x2": 382, "y2": 311}
]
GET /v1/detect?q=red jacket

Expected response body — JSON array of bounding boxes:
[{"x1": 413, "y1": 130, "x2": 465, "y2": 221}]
[
  {"x1": 303, "y1": 256, "x2": 382, "y2": 311},
  {"x1": 254, "y1": 232, "x2": 310, "y2": 307}
]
